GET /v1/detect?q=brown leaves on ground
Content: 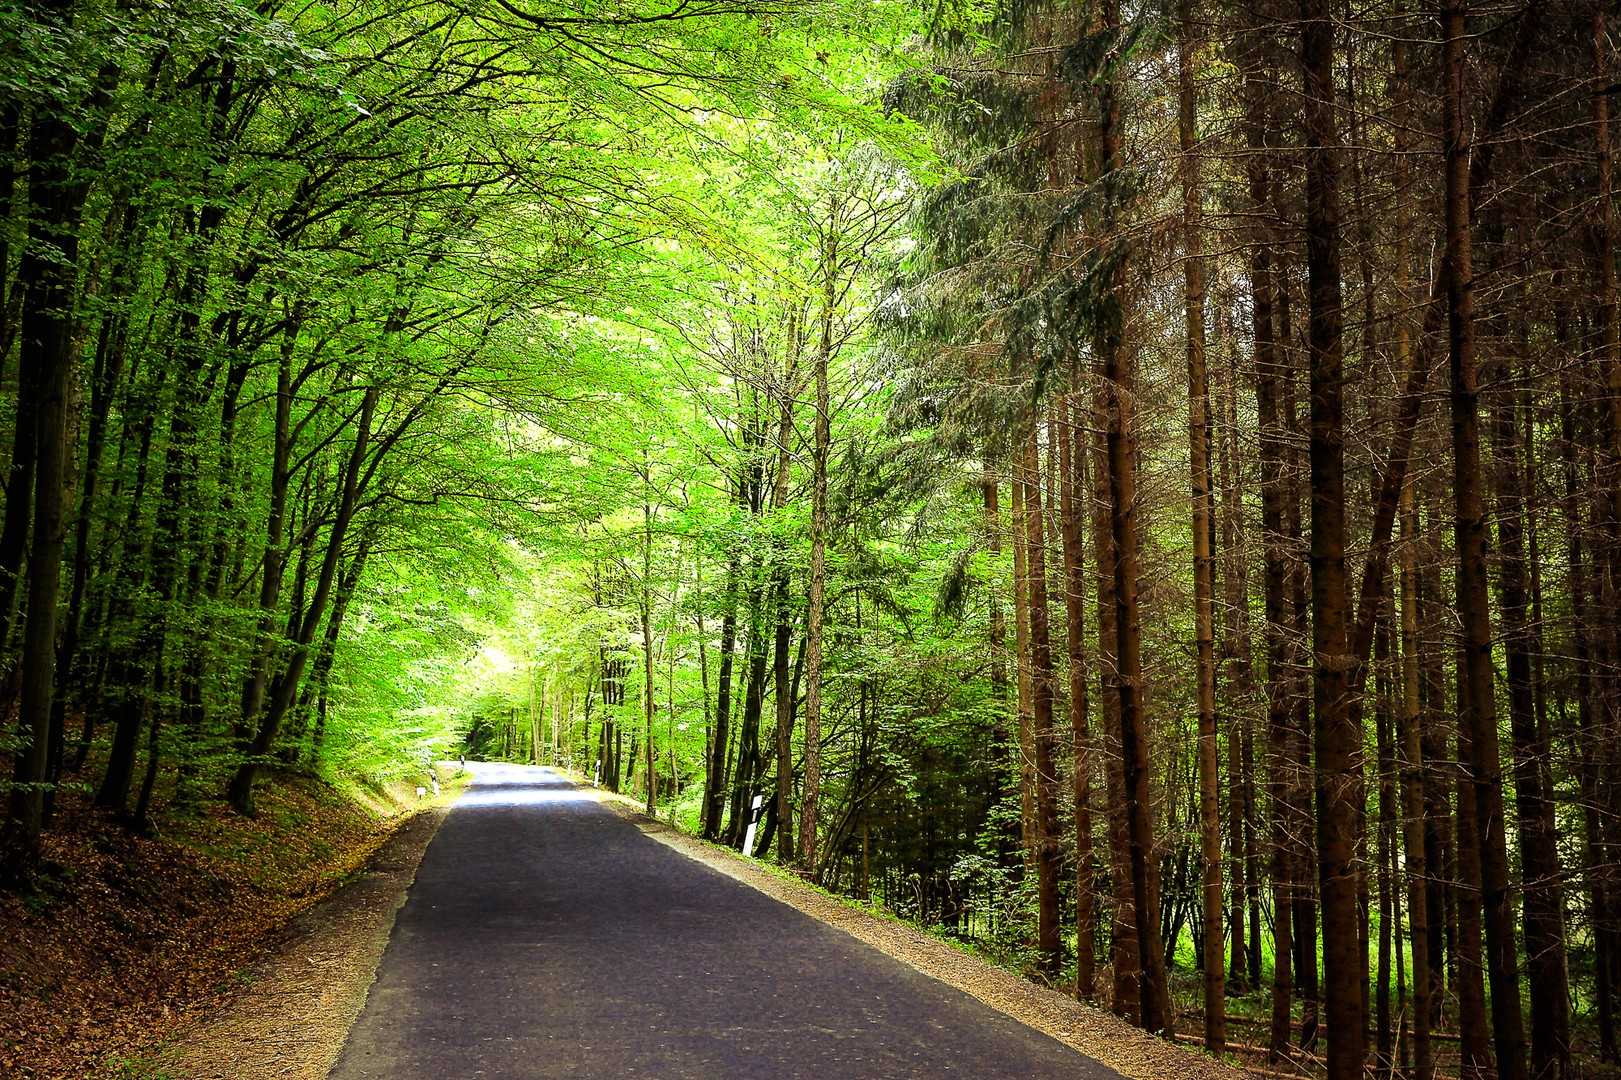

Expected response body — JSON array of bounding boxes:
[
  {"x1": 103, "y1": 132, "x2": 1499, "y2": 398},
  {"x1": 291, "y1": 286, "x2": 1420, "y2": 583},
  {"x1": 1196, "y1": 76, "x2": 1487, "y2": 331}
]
[{"x1": 0, "y1": 771, "x2": 425, "y2": 1079}]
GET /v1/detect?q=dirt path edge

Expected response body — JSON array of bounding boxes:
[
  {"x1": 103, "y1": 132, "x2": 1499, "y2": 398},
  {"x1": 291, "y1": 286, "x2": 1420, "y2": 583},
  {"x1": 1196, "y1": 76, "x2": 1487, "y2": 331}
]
[{"x1": 142, "y1": 806, "x2": 449, "y2": 1080}]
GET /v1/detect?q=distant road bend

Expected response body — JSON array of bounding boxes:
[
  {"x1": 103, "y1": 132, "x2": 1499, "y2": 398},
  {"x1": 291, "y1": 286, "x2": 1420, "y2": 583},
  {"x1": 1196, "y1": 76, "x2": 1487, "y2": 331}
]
[{"x1": 330, "y1": 763, "x2": 1129, "y2": 1079}]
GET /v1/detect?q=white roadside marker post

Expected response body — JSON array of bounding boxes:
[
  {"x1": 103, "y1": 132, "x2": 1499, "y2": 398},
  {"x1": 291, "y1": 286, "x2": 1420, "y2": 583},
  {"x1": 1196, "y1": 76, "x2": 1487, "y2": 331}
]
[{"x1": 742, "y1": 794, "x2": 765, "y2": 857}]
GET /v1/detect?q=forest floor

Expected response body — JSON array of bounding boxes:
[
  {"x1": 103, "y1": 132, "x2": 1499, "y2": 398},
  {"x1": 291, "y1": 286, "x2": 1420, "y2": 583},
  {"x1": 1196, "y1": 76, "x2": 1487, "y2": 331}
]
[
  {"x1": 140, "y1": 804, "x2": 447, "y2": 1079},
  {"x1": 0, "y1": 764, "x2": 460, "y2": 1079}
]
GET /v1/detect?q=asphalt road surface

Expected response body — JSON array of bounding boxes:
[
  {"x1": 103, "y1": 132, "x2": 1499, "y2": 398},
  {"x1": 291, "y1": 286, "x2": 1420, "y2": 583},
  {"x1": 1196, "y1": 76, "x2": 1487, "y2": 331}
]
[{"x1": 329, "y1": 763, "x2": 1128, "y2": 1079}]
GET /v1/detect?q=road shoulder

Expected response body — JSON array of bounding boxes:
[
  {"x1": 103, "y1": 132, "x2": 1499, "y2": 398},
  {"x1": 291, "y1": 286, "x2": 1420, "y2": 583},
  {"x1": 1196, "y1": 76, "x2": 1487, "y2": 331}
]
[{"x1": 143, "y1": 806, "x2": 448, "y2": 1080}]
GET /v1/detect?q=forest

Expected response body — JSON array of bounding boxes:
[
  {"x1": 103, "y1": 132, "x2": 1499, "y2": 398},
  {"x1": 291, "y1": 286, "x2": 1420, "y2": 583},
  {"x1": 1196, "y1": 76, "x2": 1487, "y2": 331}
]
[{"x1": 2, "y1": 0, "x2": 1620, "y2": 1074}]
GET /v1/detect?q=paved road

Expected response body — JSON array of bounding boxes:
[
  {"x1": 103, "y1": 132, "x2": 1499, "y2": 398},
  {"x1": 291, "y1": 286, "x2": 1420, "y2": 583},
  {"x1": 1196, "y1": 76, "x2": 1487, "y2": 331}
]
[{"x1": 330, "y1": 763, "x2": 1126, "y2": 1079}]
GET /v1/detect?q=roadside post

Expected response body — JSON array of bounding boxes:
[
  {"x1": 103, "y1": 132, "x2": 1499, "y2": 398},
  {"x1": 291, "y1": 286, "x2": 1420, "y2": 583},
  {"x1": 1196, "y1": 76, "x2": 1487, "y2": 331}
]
[{"x1": 742, "y1": 795, "x2": 765, "y2": 857}]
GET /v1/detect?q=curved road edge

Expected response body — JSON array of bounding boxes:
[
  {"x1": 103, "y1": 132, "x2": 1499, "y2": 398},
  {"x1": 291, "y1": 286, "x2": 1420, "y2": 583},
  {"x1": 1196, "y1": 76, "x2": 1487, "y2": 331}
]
[{"x1": 591, "y1": 787, "x2": 1250, "y2": 1080}]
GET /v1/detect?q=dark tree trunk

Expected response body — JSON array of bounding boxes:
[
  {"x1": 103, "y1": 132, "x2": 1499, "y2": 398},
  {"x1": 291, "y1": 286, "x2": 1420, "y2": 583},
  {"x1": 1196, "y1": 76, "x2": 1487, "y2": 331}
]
[
  {"x1": 238, "y1": 315, "x2": 301, "y2": 740},
  {"x1": 1058, "y1": 398, "x2": 1095, "y2": 998},
  {"x1": 1090, "y1": 411, "x2": 1140, "y2": 1023},
  {"x1": 1178, "y1": 10, "x2": 1223, "y2": 1047},
  {"x1": 1399, "y1": 477, "x2": 1434, "y2": 1080},
  {"x1": 702, "y1": 546, "x2": 740, "y2": 841},
  {"x1": 1019, "y1": 423, "x2": 1062, "y2": 974},
  {"x1": 985, "y1": 459, "x2": 1019, "y2": 868},
  {"x1": 724, "y1": 580, "x2": 771, "y2": 849},
  {"x1": 1441, "y1": 3, "x2": 1529, "y2": 1076},
  {"x1": 1297, "y1": 0, "x2": 1362, "y2": 1074},
  {"x1": 1095, "y1": 0, "x2": 1170, "y2": 1031},
  {"x1": 3, "y1": 81, "x2": 82, "y2": 870},
  {"x1": 1491, "y1": 357, "x2": 1571, "y2": 1080}
]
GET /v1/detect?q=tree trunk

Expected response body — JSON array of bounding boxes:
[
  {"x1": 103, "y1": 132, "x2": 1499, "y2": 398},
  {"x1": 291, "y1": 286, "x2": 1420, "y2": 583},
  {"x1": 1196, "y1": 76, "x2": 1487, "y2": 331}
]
[
  {"x1": 1101, "y1": 257, "x2": 1172, "y2": 1036},
  {"x1": 704, "y1": 555, "x2": 740, "y2": 839},
  {"x1": 1094, "y1": 0, "x2": 1171, "y2": 1029},
  {"x1": 985, "y1": 459, "x2": 1019, "y2": 867},
  {"x1": 1091, "y1": 411, "x2": 1140, "y2": 1023},
  {"x1": 1390, "y1": 32, "x2": 1432, "y2": 1076},
  {"x1": 1244, "y1": 38, "x2": 1297, "y2": 1060},
  {"x1": 1059, "y1": 396, "x2": 1095, "y2": 998},
  {"x1": 238, "y1": 314, "x2": 300, "y2": 738},
  {"x1": 227, "y1": 386, "x2": 377, "y2": 815},
  {"x1": 1020, "y1": 424, "x2": 1063, "y2": 973},
  {"x1": 1217, "y1": 337, "x2": 1255, "y2": 996},
  {"x1": 1013, "y1": 454, "x2": 1036, "y2": 860},
  {"x1": 1454, "y1": 660, "x2": 1493, "y2": 1078},
  {"x1": 1178, "y1": 12, "x2": 1224, "y2": 1049},
  {"x1": 4, "y1": 45, "x2": 86, "y2": 870},
  {"x1": 724, "y1": 580, "x2": 771, "y2": 848},
  {"x1": 771, "y1": 334, "x2": 799, "y2": 861},
  {"x1": 1375, "y1": 614, "x2": 1397, "y2": 1080},
  {"x1": 1590, "y1": 5, "x2": 1621, "y2": 1060},
  {"x1": 1399, "y1": 479, "x2": 1435, "y2": 1080},
  {"x1": 1298, "y1": 0, "x2": 1362, "y2": 1073},
  {"x1": 1491, "y1": 356, "x2": 1571, "y2": 1080},
  {"x1": 62, "y1": 199, "x2": 144, "y2": 775},
  {"x1": 800, "y1": 215, "x2": 836, "y2": 873},
  {"x1": 1441, "y1": 3, "x2": 1529, "y2": 1075}
]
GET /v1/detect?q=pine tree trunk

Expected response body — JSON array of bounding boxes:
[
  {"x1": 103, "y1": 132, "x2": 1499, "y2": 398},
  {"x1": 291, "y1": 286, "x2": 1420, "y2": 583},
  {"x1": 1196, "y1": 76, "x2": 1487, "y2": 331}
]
[
  {"x1": 1096, "y1": 0, "x2": 1170, "y2": 1029},
  {"x1": 1013, "y1": 458, "x2": 1036, "y2": 859},
  {"x1": 1059, "y1": 396, "x2": 1095, "y2": 999},
  {"x1": 1399, "y1": 477, "x2": 1434, "y2": 1080},
  {"x1": 985, "y1": 459, "x2": 1019, "y2": 867},
  {"x1": 1442, "y1": 4, "x2": 1529, "y2": 1075},
  {"x1": 1420, "y1": 492, "x2": 1453, "y2": 1037},
  {"x1": 1217, "y1": 331, "x2": 1255, "y2": 997},
  {"x1": 1563, "y1": 368, "x2": 1618, "y2": 1061},
  {"x1": 1390, "y1": 32, "x2": 1433, "y2": 1074},
  {"x1": 1491, "y1": 356, "x2": 1572, "y2": 1080},
  {"x1": 1178, "y1": 13, "x2": 1223, "y2": 1049},
  {"x1": 1375, "y1": 615, "x2": 1397, "y2": 1080},
  {"x1": 1279, "y1": 204, "x2": 1323, "y2": 1063},
  {"x1": 1091, "y1": 415, "x2": 1140, "y2": 1023},
  {"x1": 1243, "y1": 34, "x2": 1296, "y2": 1058},
  {"x1": 1102, "y1": 259, "x2": 1173, "y2": 1038},
  {"x1": 1454, "y1": 665, "x2": 1493, "y2": 1078},
  {"x1": 1589, "y1": 5, "x2": 1621, "y2": 1058},
  {"x1": 1297, "y1": 0, "x2": 1362, "y2": 1072},
  {"x1": 1596, "y1": 0, "x2": 1621, "y2": 500},
  {"x1": 1020, "y1": 425, "x2": 1063, "y2": 973}
]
